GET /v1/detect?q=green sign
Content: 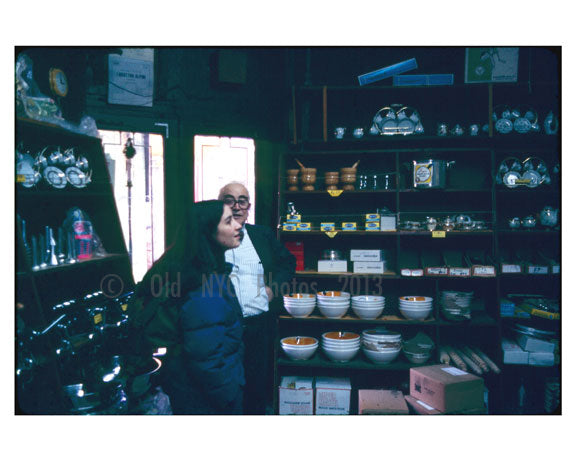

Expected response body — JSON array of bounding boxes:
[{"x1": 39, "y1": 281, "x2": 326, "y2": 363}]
[{"x1": 465, "y1": 47, "x2": 519, "y2": 83}]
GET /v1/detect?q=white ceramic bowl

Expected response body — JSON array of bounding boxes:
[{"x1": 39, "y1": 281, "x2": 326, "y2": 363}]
[
  {"x1": 399, "y1": 296, "x2": 433, "y2": 304},
  {"x1": 284, "y1": 293, "x2": 316, "y2": 300},
  {"x1": 322, "y1": 345, "x2": 360, "y2": 362},
  {"x1": 317, "y1": 291, "x2": 351, "y2": 300},
  {"x1": 318, "y1": 304, "x2": 349, "y2": 318},
  {"x1": 280, "y1": 336, "x2": 318, "y2": 360},
  {"x1": 283, "y1": 303, "x2": 316, "y2": 318},
  {"x1": 352, "y1": 295, "x2": 385, "y2": 304},
  {"x1": 322, "y1": 331, "x2": 359, "y2": 341},
  {"x1": 282, "y1": 343, "x2": 318, "y2": 361},
  {"x1": 362, "y1": 346, "x2": 401, "y2": 364},
  {"x1": 322, "y1": 339, "x2": 360, "y2": 348},
  {"x1": 352, "y1": 305, "x2": 385, "y2": 320},
  {"x1": 399, "y1": 306, "x2": 433, "y2": 320}
]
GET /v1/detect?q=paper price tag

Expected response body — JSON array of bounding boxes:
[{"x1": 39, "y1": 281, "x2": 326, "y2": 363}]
[
  {"x1": 121, "y1": 303, "x2": 128, "y2": 311},
  {"x1": 324, "y1": 231, "x2": 338, "y2": 238},
  {"x1": 432, "y1": 231, "x2": 446, "y2": 238},
  {"x1": 327, "y1": 190, "x2": 343, "y2": 197},
  {"x1": 93, "y1": 313, "x2": 103, "y2": 325}
]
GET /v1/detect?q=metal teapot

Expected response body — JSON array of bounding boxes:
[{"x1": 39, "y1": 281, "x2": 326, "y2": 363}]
[{"x1": 539, "y1": 206, "x2": 558, "y2": 228}]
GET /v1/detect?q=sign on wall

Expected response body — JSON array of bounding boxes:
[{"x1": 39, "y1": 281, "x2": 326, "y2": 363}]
[
  {"x1": 108, "y1": 48, "x2": 154, "y2": 106},
  {"x1": 465, "y1": 47, "x2": 519, "y2": 83}
]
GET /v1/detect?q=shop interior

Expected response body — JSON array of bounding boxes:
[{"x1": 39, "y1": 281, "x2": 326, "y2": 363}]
[{"x1": 15, "y1": 46, "x2": 561, "y2": 416}]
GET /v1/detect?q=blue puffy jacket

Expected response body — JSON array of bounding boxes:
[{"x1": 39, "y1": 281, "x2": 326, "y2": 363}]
[{"x1": 160, "y1": 271, "x2": 245, "y2": 414}]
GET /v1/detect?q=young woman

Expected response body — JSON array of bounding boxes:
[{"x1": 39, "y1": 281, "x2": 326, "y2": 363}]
[{"x1": 133, "y1": 200, "x2": 245, "y2": 414}]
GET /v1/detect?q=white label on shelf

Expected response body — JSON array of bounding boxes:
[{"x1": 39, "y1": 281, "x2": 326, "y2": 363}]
[
  {"x1": 427, "y1": 267, "x2": 448, "y2": 275},
  {"x1": 442, "y1": 367, "x2": 468, "y2": 376},
  {"x1": 501, "y1": 264, "x2": 522, "y2": 273},
  {"x1": 528, "y1": 265, "x2": 549, "y2": 274},
  {"x1": 473, "y1": 266, "x2": 495, "y2": 276},
  {"x1": 552, "y1": 265, "x2": 560, "y2": 274},
  {"x1": 449, "y1": 268, "x2": 471, "y2": 276}
]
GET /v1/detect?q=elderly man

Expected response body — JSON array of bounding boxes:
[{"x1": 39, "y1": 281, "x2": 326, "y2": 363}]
[{"x1": 218, "y1": 182, "x2": 296, "y2": 414}]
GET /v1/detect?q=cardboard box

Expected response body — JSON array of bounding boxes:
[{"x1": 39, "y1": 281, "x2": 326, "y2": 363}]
[
  {"x1": 282, "y1": 224, "x2": 297, "y2": 231},
  {"x1": 365, "y1": 214, "x2": 380, "y2": 222},
  {"x1": 404, "y1": 395, "x2": 487, "y2": 415},
  {"x1": 365, "y1": 222, "x2": 381, "y2": 231},
  {"x1": 502, "y1": 337, "x2": 529, "y2": 364},
  {"x1": 409, "y1": 365, "x2": 485, "y2": 413},
  {"x1": 341, "y1": 222, "x2": 357, "y2": 231},
  {"x1": 315, "y1": 377, "x2": 351, "y2": 415},
  {"x1": 528, "y1": 351, "x2": 555, "y2": 366},
  {"x1": 296, "y1": 222, "x2": 311, "y2": 231},
  {"x1": 350, "y1": 249, "x2": 382, "y2": 262},
  {"x1": 380, "y1": 215, "x2": 396, "y2": 231},
  {"x1": 353, "y1": 261, "x2": 385, "y2": 274},
  {"x1": 278, "y1": 376, "x2": 314, "y2": 415},
  {"x1": 320, "y1": 222, "x2": 336, "y2": 231},
  {"x1": 317, "y1": 260, "x2": 348, "y2": 273},
  {"x1": 516, "y1": 334, "x2": 556, "y2": 353},
  {"x1": 358, "y1": 389, "x2": 409, "y2": 415}
]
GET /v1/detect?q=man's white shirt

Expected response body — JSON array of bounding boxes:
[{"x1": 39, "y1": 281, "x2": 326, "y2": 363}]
[{"x1": 225, "y1": 226, "x2": 269, "y2": 317}]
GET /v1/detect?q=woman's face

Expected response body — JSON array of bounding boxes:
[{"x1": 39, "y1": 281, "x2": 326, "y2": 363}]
[{"x1": 215, "y1": 205, "x2": 243, "y2": 249}]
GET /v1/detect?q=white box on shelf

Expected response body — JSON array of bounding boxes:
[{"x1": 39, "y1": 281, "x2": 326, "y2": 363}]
[
  {"x1": 315, "y1": 377, "x2": 352, "y2": 415},
  {"x1": 353, "y1": 261, "x2": 385, "y2": 274},
  {"x1": 317, "y1": 260, "x2": 348, "y2": 273},
  {"x1": 380, "y1": 215, "x2": 396, "y2": 231},
  {"x1": 516, "y1": 334, "x2": 556, "y2": 353},
  {"x1": 528, "y1": 351, "x2": 555, "y2": 367},
  {"x1": 501, "y1": 338, "x2": 529, "y2": 364},
  {"x1": 350, "y1": 249, "x2": 382, "y2": 262},
  {"x1": 278, "y1": 376, "x2": 314, "y2": 415}
]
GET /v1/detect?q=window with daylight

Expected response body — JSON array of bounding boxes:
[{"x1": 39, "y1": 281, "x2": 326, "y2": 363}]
[
  {"x1": 99, "y1": 129, "x2": 165, "y2": 283},
  {"x1": 194, "y1": 135, "x2": 255, "y2": 224}
]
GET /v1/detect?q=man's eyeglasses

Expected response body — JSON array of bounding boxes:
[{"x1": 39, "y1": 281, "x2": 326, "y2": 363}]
[{"x1": 223, "y1": 197, "x2": 250, "y2": 209}]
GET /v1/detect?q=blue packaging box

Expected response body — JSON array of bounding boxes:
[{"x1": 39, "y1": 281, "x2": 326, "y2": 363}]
[{"x1": 358, "y1": 58, "x2": 418, "y2": 86}]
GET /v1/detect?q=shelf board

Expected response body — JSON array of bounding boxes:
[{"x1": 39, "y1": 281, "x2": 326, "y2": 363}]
[
  {"x1": 294, "y1": 271, "x2": 398, "y2": 279},
  {"x1": 25, "y1": 254, "x2": 128, "y2": 276},
  {"x1": 277, "y1": 352, "x2": 430, "y2": 371},
  {"x1": 436, "y1": 313, "x2": 498, "y2": 327},
  {"x1": 281, "y1": 230, "x2": 493, "y2": 236},
  {"x1": 16, "y1": 188, "x2": 111, "y2": 198},
  {"x1": 282, "y1": 188, "x2": 490, "y2": 194},
  {"x1": 279, "y1": 313, "x2": 437, "y2": 325},
  {"x1": 497, "y1": 229, "x2": 559, "y2": 235}
]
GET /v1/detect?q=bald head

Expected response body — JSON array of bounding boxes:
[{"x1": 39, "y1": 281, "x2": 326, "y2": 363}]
[
  {"x1": 218, "y1": 182, "x2": 251, "y2": 225},
  {"x1": 218, "y1": 182, "x2": 249, "y2": 200}
]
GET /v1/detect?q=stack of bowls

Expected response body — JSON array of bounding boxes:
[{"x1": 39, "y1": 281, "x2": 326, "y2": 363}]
[
  {"x1": 440, "y1": 291, "x2": 473, "y2": 321},
  {"x1": 402, "y1": 342, "x2": 432, "y2": 364},
  {"x1": 321, "y1": 331, "x2": 360, "y2": 362},
  {"x1": 283, "y1": 293, "x2": 316, "y2": 318},
  {"x1": 280, "y1": 336, "x2": 319, "y2": 361},
  {"x1": 351, "y1": 296, "x2": 385, "y2": 319},
  {"x1": 361, "y1": 329, "x2": 402, "y2": 364},
  {"x1": 317, "y1": 291, "x2": 350, "y2": 319},
  {"x1": 398, "y1": 296, "x2": 434, "y2": 320}
]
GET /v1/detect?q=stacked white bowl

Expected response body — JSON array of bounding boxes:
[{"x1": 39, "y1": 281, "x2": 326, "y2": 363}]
[
  {"x1": 280, "y1": 336, "x2": 319, "y2": 361},
  {"x1": 321, "y1": 331, "x2": 360, "y2": 362},
  {"x1": 351, "y1": 295, "x2": 385, "y2": 320},
  {"x1": 398, "y1": 296, "x2": 434, "y2": 320},
  {"x1": 283, "y1": 293, "x2": 316, "y2": 318},
  {"x1": 361, "y1": 329, "x2": 402, "y2": 364},
  {"x1": 316, "y1": 291, "x2": 351, "y2": 319},
  {"x1": 440, "y1": 291, "x2": 473, "y2": 321}
]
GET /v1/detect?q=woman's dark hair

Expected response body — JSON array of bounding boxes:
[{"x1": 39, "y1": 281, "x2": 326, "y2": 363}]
[{"x1": 136, "y1": 200, "x2": 227, "y2": 298}]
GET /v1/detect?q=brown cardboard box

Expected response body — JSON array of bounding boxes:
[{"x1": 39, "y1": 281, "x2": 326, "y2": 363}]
[
  {"x1": 404, "y1": 395, "x2": 487, "y2": 415},
  {"x1": 358, "y1": 389, "x2": 409, "y2": 415},
  {"x1": 410, "y1": 365, "x2": 484, "y2": 413}
]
